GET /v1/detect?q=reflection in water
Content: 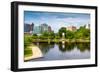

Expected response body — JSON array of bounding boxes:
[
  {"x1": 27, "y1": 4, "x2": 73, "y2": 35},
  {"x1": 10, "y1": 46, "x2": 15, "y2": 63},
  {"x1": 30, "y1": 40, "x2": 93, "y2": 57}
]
[
  {"x1": 59, "y1": 42, "x2": 75, "y2": 52},
  {"x1": 77, "y1": 43, "x2": 90, "y2": 52},
  {"x1": 34, "y1": 42, "x2": 55, "y2": 54},
  {"x1": 30, "y1": 42, "x2": 90, "y2": 61}
]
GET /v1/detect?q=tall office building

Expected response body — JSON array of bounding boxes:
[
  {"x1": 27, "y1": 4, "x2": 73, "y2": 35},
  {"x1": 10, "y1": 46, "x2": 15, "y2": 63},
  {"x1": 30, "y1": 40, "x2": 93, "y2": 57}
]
[
  {"x1": 24, "y1": 23, "x2": 34, "y2": 34},
  {"x1": 33, "y1": 26, "x2": 42, "y2": 35},
  {"x1": 41, "y1": 23, "x2": 48, "y2": 33},
  {"x1": 33, "y1": 23, "x2": 52, "y2": 35},
  {"x1": 30, "y1": 23, "x2": 34, "y2": 34},
  {"x1": 48, "y1": 26, "x2": 52, "y2": 32}
]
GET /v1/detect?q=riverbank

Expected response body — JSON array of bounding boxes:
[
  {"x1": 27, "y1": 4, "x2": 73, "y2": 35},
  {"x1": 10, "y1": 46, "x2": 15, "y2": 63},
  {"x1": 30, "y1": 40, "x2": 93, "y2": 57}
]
[
  {"x1": 32, "y1": 39, "x2": 90, "y2": 43},
  {"x1": 24, "y1": 46, "x2": 43, "y2": 61}
]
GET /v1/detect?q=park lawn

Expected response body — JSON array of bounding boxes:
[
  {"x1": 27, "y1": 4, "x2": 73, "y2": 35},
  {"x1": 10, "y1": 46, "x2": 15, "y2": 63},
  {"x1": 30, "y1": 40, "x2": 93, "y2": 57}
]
[
  {"x1": 24, "y1": 44, "x2": 38, "y2": 57},
  {"x1": 24, "y1": 47, "x2": 33, "y2": 57}
]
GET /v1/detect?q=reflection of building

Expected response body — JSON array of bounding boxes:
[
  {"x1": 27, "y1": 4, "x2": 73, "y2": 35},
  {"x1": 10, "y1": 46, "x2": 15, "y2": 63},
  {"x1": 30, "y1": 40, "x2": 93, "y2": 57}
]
[
  {"x1": 24, "y1": 23, "x2": 34, "y2": 34},
  {"x1": 66, "y1": 26, "x2": 76, "y2": 31},
  {"x1": 85, "y1": 24, "x2": 90, "y2": 29}
]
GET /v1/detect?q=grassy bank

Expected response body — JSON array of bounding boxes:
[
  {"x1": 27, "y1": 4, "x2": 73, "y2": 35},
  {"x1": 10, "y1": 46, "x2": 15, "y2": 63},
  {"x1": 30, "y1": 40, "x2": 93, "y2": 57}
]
[{"x1": 32, "y1": 39, "x2": 90, "y2": 43}]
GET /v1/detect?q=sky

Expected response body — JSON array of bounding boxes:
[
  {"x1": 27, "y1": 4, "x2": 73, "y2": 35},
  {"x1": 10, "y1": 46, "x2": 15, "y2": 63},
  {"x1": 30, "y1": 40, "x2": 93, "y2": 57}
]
[{"x1": 24, "y1": 11, "x2": 90, "y2": 33}]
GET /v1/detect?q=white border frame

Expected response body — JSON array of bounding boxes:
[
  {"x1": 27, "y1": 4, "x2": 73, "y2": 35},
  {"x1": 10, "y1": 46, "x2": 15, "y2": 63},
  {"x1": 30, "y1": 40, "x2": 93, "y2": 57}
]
[{"x1": 18, "y1": 5, "x2": 96, "y2": 69}]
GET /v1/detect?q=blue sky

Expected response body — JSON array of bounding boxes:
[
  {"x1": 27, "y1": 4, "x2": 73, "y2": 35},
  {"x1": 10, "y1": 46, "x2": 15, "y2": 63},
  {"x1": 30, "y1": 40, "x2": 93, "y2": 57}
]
[{"x1": 24, "y1": 11, "x2": 90, "y2": 33}]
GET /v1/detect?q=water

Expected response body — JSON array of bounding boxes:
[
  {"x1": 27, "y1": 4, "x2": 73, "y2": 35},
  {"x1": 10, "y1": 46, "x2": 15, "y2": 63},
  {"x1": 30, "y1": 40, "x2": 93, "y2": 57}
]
[{"x1": 29, "y1": 42, "x2": 90, "y2": 61}]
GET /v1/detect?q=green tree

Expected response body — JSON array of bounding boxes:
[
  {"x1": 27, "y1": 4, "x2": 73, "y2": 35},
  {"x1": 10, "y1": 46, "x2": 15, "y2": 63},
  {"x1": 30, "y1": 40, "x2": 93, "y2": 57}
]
[
  {"x1": 32, "y1": 34, "x2": 38, "y2": 39},
  {"x1": 42, "y1": 31, "x2": 49, "y2": 36},
  {"x1": 58, "y1": 27, "x2": 66, "y2": 37},
  {"x1": 49, "y1": 31, "x2": 55, "y2": 39},
  {"x1": 75, "y1": 27, "x2": 90, "y2": 39},
  {"x1": 55, "y1": 33, "x2": 60, "y2": 39},
  {"x1": 66, "y1": 30, "x2": 75, "y2": 39},
  {"x1": 24, "y1": 35, "x2": 33, "y2": 49}
]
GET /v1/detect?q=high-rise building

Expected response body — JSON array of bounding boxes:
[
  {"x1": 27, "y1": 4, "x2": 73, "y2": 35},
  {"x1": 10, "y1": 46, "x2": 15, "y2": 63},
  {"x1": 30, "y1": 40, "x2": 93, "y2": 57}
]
[
  {"x1": 41, "y1": 23, "x2": 48, "y2": 33},
  {"x1": 48, "y1": 26, "x2": 52, "y2": 32},
  {"x1": 24, "y1": 23, "x2": 30, "y2": 32},
  {"x1": 33, "y1": 23, "x2": 52, "y2": 35},
  {"x1": 33, "y1": 26, "x2": 42, "y2": 35},
  {"x1": 29, "y1": 23, "x2": 34, "y2": 34},
  {"x1": 66, "y1": 26, "x2": 76, "y2": 31},
  {"x1": 24, "y1": 23, "x2": 34, "y2": 34}
]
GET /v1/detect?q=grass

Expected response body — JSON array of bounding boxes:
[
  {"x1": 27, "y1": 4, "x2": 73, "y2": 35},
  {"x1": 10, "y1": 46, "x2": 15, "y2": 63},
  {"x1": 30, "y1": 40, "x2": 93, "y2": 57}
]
[
  {"x1": 24, "y1": 47, "x2": 33, "y2": 57},
  {"x1": 32, "y1": 39, "x2": 90, "y2": 43},
  {"x1": 24, "y1": 44, "x2": 38, "y2": 57}
]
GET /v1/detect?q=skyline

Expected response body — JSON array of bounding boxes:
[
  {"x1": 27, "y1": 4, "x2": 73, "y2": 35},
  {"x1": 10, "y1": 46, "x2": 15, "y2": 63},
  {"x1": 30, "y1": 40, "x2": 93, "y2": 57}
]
[{"x1": 24, "y1": 11, "x2": 90, "y2": 33}]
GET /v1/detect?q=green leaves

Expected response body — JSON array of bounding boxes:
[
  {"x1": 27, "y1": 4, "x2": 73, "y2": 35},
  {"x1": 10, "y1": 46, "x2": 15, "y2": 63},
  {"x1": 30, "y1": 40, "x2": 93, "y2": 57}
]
[
  {"x1": 58, "y1": 27, "x2": 66, "y2": 37},
  {"x1": 58, "y1": 26, "x2": 90, "y2": 40},
  {"x1": 75, "y1": 27, "x2": 90, "y2": 39},
  {"x1": 24, "y1": 26, "x2": 90, "y2": 46},
  {"x1": 24, "y1": 35, "x2": 33, "y2": 49},
  {"x1": 66, "y1": 31, "x2": 74, "y2": 39}
]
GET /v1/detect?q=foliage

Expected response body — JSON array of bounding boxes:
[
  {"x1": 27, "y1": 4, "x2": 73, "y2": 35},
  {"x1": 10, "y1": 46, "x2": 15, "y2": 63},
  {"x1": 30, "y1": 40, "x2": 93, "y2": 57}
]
[
  {"x1": 24, "y1": 49, "x2": 32, "y2": 56},
  {"x1": 37, "y1": 31, "x2": 55, "y2": 39},
  {"x1": 26, "y1": 26, "x2": 90, "y2": 42},
  {"x1": 24, "y1": 35, "x2": 33, "y2": 49},
  {"x1": 58, "y1": 27, "x2": 66, "y2": 37},
  {"x1": 75, "y1": 27, "x2": 90, "y2": 39},
  {"x1": 66, "y1": 30, "x2": 75, "y2": 39},
  {"x1": 55, "y1": 33, "x2": 60, "y2": 39}
]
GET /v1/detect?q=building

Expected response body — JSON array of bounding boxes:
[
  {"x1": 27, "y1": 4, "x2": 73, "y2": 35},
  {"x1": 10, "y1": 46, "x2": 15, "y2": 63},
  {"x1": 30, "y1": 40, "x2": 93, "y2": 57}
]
[
  {"x1": 66, "y1": 26, "x2": 76, "y2": 31},
  {"x1": 33, "y1": 23, "x2": 52, "y2": 35},
  {"x1": 48, "y1": 26, "x2": 52, "y2": 32},
  {"x1": 24, "y1": 23, "x2": 34, "y2": 34},
  {"x1": 30, "y1": 23, "x2": 34, "y2": 33},
  {"x1": 41, "y1": 23, "x2": 48, "y2": 33},
  {"x1": 33, "y1": 26, "x2": 42, "y2": 35}
]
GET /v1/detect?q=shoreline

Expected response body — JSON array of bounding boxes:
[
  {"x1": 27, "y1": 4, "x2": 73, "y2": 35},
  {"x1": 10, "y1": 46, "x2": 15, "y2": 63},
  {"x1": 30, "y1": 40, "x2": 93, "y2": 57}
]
[
  {"x1": 32, "y1": 39, "x2": 90, "y2": 43},
  {"x1": 24, "y1": 46, "x2": 43, "y2": 61}
]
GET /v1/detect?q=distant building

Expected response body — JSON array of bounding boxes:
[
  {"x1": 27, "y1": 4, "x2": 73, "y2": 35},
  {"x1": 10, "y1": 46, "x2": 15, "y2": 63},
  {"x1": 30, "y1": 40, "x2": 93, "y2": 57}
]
[
  {"x1": 41, "y1": 23, "x2": 48, "y2": 32},
  {"x1": 30, "y1": 23, "x2": 34, "y2": 33},
  {"x1": 24, "y1": 23, "x2": 34, "y2": 34},
  {"x1": 33, "y1": 26, "x2": 42, "y2": 35},
  {"x1": 66, "y1": 26, "x2": 77, "y2": 31},
  {"x1": 32, "y1": 23, "x2": 52, "y2": 35},
  {"x1": 48, "y1": 26, "x2": 52, "y2": 32}
]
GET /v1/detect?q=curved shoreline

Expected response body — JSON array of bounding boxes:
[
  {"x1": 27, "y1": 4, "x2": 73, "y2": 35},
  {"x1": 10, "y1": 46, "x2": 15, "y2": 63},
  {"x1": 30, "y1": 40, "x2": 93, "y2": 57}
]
[{"x1": 24, "y1": 46, "x2": 43, "y2": 61}]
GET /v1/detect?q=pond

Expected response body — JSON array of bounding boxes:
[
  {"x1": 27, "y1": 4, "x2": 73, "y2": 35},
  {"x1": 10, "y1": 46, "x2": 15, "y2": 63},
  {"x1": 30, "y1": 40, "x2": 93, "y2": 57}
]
[{"x1": 29, "y1": 42, "x2": 90, "y2": 61}]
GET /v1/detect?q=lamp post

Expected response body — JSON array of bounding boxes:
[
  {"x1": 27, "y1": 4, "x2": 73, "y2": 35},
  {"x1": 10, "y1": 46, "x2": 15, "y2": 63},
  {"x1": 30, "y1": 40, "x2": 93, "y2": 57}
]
[
  {"x1": 62, "y1": 32, "x2": 65, "y2": 44},
  {"x1": 62, "y1": 32, "x2": 65, "y2": 39}
]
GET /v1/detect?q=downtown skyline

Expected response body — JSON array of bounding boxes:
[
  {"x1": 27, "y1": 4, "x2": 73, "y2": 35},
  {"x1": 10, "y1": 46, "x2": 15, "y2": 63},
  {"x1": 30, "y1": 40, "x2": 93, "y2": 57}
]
[{"x1": 24, "y1": 11, "x2": 90, "y2": 33}]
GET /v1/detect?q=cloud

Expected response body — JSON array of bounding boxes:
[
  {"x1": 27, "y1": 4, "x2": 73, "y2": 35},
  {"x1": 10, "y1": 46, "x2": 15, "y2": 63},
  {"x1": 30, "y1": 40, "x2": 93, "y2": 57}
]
[{"x1": 24, "y1": 11, "x2": 90, "y2": 33}]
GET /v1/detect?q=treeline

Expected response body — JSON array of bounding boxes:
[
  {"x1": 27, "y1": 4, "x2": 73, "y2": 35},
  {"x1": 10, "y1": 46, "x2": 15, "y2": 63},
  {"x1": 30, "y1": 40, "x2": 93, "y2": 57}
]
[
  {"x1": 31, "y1": 26, "x2": 90, "y2": 40},
  {"x1": 24, "y1": 26, "x2": 90, "y2": 48}
]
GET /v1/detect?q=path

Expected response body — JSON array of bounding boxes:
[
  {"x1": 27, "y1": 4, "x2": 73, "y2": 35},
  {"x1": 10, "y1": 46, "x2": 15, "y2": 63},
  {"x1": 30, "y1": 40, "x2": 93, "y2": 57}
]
[{"x1": 24, "y1": 46, "x2": 43, "y2": 61}]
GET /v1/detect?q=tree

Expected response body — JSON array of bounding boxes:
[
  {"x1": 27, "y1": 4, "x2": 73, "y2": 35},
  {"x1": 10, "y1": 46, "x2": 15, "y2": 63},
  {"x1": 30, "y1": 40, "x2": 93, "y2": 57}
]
[
  {"x1": 32, "y1": 34, "x2": 38, "y2": 39},
  {"x1": 58, "y1": 27, "x2": 66, "y2": 37},
  {"x1": 42, "y1": 31, "x2": 49, "y2": 37},
  {"x1": 55, "y1": 33, "x2": 60, "y2": 39},
  {"x1": 24, "y1": 35, "x2": 33, "y2": 49},
  {"x1": 66, "y1": 30, "x2": 75, "y2": 39},
  {"x1": 75, "y1": 26, "x2": 90, "y2": 39},
  {"x1": 49, "y1": 31, "x2": 55, "y2": 39}
]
